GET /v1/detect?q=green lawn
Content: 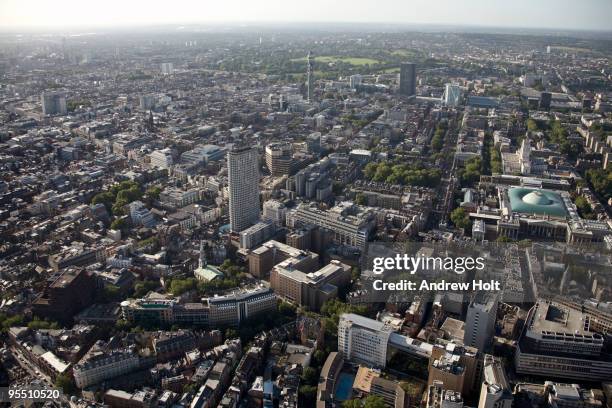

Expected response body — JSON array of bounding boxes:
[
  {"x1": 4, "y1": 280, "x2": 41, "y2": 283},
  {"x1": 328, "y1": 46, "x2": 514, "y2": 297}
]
[
  {"x1": 291, "y1": 55, "x2": 381, "y2": 66},
  {"x1": 390, "y1": 49, "x2": 420, "y2": 58},
  {"x1": 380, "y1": 67, "x2": 400, "y2": 73}
]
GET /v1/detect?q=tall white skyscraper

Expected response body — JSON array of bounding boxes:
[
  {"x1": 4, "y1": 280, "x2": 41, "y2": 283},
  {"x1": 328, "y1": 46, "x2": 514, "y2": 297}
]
[
  {"x1": 228, "y1": 146, "x2": 260, "y2": 233},
  {"x1": 464, "y1": 294, "x2": 498, "y2": 352}
]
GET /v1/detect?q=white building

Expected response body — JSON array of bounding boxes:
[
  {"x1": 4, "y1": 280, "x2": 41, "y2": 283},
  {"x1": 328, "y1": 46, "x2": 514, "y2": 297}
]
[
  {"x1": 150, "y1": 148, "x2": 175, "y2": 170},
  {"x1": 478, "y1": 355, "x2": 512, "y2": 408},
  {"x1": 265, "y1": 142, "x2": 293, "y2": 176},
  {"x1": 518, "y1": 138, "x2": 532, "y2": 175},
  {"x1": 464, "y1": 294, "x2": 498, "y2": 352},
  {"x1": 444, "y1": 84, "x2": 462, "y2": 107},
  {"x1": 181, "y1": 145, "x2": 226, "y2": 166},
  {"x1": 129, "y1": 201, "x2": 156, "y2": 228},
  {"x1": 121, "y1": 287, "x2": 276, "y2": 328},
  {"x1": 161, "y1": 62, "x2": 174, "y2": 75},
  {"x1": 263, "y1": 200, "x2": 287, "y2": 227},
  {"x1": 228, "y1": 147, "x2": 260, "y2": 233},
  {"x1": 160, "y1": 187, "x2": 200, "y2": 208},
  {"x1": 239, "y1": 220, "x2": 275, "y2": 249},
  {"x1": 107, "y1": 256, "x2": 132, "y2": 268},
  {"x1": 207, "y1": 286, "x2": 277, "y2": 327},
  {"x1": 73, "y1": 344, "x2": 143, "y2": 389},
  {"x1": 338, "y1": 313, "x2": 392, "y2": 368}
]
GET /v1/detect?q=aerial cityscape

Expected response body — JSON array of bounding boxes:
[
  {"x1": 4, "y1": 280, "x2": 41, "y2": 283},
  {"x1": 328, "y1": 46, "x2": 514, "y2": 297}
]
[{"x1": 0, "y1": 1, "x2": 611, "y2": 408}]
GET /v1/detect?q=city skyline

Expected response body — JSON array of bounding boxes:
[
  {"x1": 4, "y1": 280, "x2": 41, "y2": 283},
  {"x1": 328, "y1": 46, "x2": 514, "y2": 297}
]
[
  {"x1": 0, "y1": 2, "x2": 611, "y2": 406},
  {"x1": 1, "y1": 0, "x2": 612, "y2": 32}
]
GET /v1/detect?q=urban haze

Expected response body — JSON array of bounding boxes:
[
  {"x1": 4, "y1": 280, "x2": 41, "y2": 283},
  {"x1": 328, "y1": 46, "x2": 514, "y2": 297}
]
[{"x1": 0, "y1": 4, "x2": 612, "y2": 408}]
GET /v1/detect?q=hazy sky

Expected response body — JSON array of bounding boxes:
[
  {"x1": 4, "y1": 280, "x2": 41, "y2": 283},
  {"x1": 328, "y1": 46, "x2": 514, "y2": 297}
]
[{"x1": 1, "y1": 0, "x2": 611, "y2": 31}]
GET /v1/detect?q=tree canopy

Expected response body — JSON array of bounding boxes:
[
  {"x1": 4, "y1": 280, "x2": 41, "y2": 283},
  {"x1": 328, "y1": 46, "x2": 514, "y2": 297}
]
[
  {"x1": 450, "y1": 207, "x2": 471, "y2": 231},
  {"x1": 363, "y1": 162, "x2": 441, "y2": 187}
]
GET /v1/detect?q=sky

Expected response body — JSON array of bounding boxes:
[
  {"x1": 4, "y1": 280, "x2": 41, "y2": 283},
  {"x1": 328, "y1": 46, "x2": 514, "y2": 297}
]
[{"x1": 0, "y1": 0, "x2": 611, "y2": 31}]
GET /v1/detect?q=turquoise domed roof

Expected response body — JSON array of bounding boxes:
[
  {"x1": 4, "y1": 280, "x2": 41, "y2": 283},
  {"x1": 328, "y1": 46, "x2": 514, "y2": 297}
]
[
  {"x1": 522, "y1": 191, "x2": 552, "y2": 206},
  {"x1": 507, "y1": 188, "x2": 568, "y2": 218}
]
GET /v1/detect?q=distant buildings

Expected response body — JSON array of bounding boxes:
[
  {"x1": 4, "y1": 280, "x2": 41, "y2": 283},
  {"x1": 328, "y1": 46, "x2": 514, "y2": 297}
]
[
  {"x1": 228, "y1": 147, "x2": 260, "y2": 233},
  {"x1": 399, "y1": 62, "x2": 416, "y2": 96},
  {"x1": 181, "y1": 145, "x2": 226, "y2": 167},
  {"x1": 41, "y1": 91, "x2": 67, "y2": 115},
  {"x1": 444, "y1": 84, "x2": 462, "y2": 107},
  {"x1": 139, "y1": 94, "x2": 155, "y2": 110},
  {"x1": 306, "y1": 51, "x2": 315, "y2": 102},
  {"x1": 4, "y1": 24, "x2": 612, "y2": 407},
  {"x1": 150, "y1": 148, "x2": 174, "y2": 170},
  {"x1": 540, "y1": 91, "x2": 552, "y2": 110},
  {"x1": 466, "y1": 96, "x2": 499, "y2": 108},
  {"x1": 129, "y1": 201, "x2": 156, "y2": 228},
  {"x1": 160, "y1": 62, "x2": 174, "y2": 75},
  {"x1": 350, "y1": 74, "x2": 363, "y2": 89}
]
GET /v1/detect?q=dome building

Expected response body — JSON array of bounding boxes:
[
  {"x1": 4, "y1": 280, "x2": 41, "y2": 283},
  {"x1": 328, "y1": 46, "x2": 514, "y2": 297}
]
[
  {"x1": 468, "y1": 175, "x2": 611, "y2": 243},
  {"x1": 507, "y1": 188, "x2": 568, "y2": 218}
]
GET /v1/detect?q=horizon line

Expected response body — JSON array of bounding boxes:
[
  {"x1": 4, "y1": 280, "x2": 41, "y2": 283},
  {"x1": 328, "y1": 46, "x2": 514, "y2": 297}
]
[{"x1": 1, "y1": 20, "x2": 611, "y2": 35}]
